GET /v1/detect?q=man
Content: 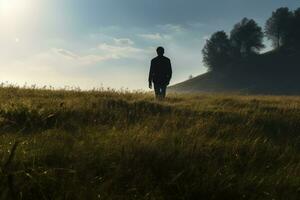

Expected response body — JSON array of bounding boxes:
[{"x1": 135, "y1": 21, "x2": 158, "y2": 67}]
[{"x1": 148, "y1": 47, "x2": 172, "y2": 100}]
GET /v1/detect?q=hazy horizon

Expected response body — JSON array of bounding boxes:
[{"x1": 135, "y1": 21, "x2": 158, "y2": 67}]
[{"x1": 0, "y1": 0, "x2": 299, "y2": 90}]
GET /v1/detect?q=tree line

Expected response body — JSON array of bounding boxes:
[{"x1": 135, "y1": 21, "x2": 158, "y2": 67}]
[{"x1": 202, "y1": 7, "x2": 300, "y2": 71}]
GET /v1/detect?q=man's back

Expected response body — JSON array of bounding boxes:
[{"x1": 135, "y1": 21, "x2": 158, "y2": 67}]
[
  {"x1": 149, "y1": 56, "x2": 172, "y2": 85},
  {"x1": 148, "y1": 47, "x2": 172, "y2": 100}
]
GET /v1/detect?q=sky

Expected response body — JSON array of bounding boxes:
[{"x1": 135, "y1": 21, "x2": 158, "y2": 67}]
[{"x1": 0, "y1": 0, "x2": 299, "y2": 90}]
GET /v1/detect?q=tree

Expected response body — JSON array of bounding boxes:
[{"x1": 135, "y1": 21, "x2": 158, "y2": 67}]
[
  {"x1": 292, "y1": 8, "x2": 300, "y2": 48},
  {"x1": 265, "y1": 7, "x2": 293, "y2": 49},
  {"x1": 202, "y1": 31, "x2": 232, "y2": 71},
  {"x1": 230, "y1": 18, "x2": 265, "y2": 57}
]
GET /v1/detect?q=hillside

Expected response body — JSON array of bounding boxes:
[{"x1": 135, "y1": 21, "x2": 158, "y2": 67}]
[
  {"x1": 170, "y1": 50, "x2": 300, "y2": 94},
  {"x1": 0, "y1": 87, "x2": 300, "y2": 199}
]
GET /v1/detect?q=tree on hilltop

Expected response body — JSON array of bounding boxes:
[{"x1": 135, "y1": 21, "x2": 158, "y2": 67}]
[
  {"x1": 202, "y1": 31, "x2": 232, "y2": 71},
  {"x1": 265, "y1": 7, "x2": 293, "y2": 49},
  {"x1": 230, "y1": 18, "x2": 265, "y2": 57},
  {"x1": 291, "y1": 8, "x2": 300, "y2": 48}
]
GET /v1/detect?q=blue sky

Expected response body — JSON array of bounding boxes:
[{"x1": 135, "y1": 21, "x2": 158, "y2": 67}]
[{"x1": 0, "y1": 0, "x2": 299, "y2": 90}]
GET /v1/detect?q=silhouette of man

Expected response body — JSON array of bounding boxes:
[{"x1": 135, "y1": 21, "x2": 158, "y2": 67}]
[{"x1": 148, "y1": 47, "x2": 172, "y2": 100}]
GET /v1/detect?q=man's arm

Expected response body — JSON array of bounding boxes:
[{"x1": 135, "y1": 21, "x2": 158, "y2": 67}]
[
  {"x1": 166, "y1": 59, "x2": 172, "y2": 85},
  {"x1": 148, "y1": 60, "x2": 154, "y2": 88}
]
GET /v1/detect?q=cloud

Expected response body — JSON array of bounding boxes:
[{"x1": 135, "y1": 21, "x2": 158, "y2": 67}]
[
  {"x1": 157, "y1": 24, "x2": 184, "y2": 33},
  {"x1": 53, "y1": 48, "x2": 115, "y2": 65},
  {"x1": 138, "y1": 33, "x2": 172, "y2": 41},
  {"x1": 97, "y1": 43, "x2": 146, "y2": 59},
  {"x1": 187, "y1": 22, "x2": 206, "y2": 29},
  {"x1": 80, "y1": 54, "x2": 114, "y2": 64},
  {"x1": 53, "y1": 40, "x2": 148, "y2": 65},
  {"x1": 113, "y1": 38, "x2": 134, "y2": 46},
  {"x1": 54, "y1": 49, "x2": 78, "y2": 59},
  {"x1": 138, "y1": 33, "x2": 162, "y2": 40}
]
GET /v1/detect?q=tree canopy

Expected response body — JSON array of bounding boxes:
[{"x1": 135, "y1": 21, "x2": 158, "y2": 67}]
[
  {"x1": 265, "y1": 7, "x2": 293, "y2": 48},
  {"x1": 291, "y1": 8, "x2": 300, "y2": 47},
  {"x1": 202, "y1": 7, "x2": 300, "y2": 72},
  {"x1": 230, "y1": 18, "x2": 265, "y2": 57},
  {"x1": 202, "y1": 31, "x2": 232, "y2": 71}
]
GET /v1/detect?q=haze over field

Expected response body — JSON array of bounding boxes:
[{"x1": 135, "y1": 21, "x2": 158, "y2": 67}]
[{"x1": 0, "y1": 0, "x2": 299, "y2": 90}]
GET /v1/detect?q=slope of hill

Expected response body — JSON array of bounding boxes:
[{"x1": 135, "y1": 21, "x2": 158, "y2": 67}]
[
  {"x1": 170, "y1": 50, "x2": 300, "y2": 95},
  {"x1": 0, "y1": 87, "x2": 300, "y2": 199}
]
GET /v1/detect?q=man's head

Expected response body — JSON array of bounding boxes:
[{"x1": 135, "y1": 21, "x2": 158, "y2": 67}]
[{"x1": 156, "y1": 47, "x2": 165, "y2": 56}]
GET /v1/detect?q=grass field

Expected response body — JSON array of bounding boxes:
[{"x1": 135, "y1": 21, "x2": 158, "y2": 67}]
[{"x1": 0, "y1": 86, "x2": 300, "y2": 200}]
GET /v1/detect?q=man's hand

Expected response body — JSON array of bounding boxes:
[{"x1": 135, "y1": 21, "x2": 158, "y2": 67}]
[{"x1": 149, "y1": 82, "x2": 152, "y2": 89}]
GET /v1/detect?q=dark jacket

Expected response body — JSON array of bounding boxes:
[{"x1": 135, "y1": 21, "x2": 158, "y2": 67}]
[{"x1": 148, "y1": 56, "x2": 172, "y2": 85}]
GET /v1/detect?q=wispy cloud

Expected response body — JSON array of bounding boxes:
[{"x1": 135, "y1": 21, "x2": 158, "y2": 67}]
[
  {"x1": 113, "y1": 38, "x2": 135, "y2": 46},
  {"x1": 54, "y1": 49, "x2": 78, "y2": 59},
  {"x1": 53, "y1": 38, "x2": 148, "y2": 65},
  {"x1": 54, "y1": 48, "x2": 116, "y2": 65},
  {"x1": 187, "y1": 22, "x2": 206, "y2": 29},
  {"x1": 138, "y1": 33, "x2": 172, "y2": 41},
  {"x1": 157, "y1": 24, "x2": 184, "y2": 33},
  {"x1": 97, "y1": 43, "x2": 146, "y2": 59}
]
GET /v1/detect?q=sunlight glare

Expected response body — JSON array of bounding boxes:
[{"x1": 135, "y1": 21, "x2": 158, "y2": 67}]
[{"x1": 0, "y1": 0, "x2": 31, "y2": 19}]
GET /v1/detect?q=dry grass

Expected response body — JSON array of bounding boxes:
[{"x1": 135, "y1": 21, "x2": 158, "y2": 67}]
[{"x1": 0, "y1": 86, "x2": 300, "y2": 200}]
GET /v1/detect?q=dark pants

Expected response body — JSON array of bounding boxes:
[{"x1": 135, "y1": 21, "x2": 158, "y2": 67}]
[{"x1": 154, "y1": 84, "x2": 167, "y2": 99}]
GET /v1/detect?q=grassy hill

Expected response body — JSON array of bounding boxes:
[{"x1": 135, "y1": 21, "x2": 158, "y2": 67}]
[
  {"x1": 0, "y1": 87, "x2": 300, "y2": 199},
  {"x1": 170, "y1": 50, "x2": 300, "y2": 95}
]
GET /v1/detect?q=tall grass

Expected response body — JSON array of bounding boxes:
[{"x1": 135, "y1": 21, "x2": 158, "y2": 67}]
[{"x1": 0, "y1": 86, "x2": 300, "y2": 200}]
